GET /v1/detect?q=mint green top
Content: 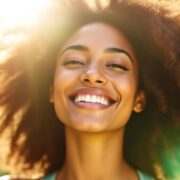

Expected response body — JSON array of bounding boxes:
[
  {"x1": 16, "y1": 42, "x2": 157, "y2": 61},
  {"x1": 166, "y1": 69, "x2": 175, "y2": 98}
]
[{"x1": 42, "y1": 170, "x2": 155, "y2": 180}]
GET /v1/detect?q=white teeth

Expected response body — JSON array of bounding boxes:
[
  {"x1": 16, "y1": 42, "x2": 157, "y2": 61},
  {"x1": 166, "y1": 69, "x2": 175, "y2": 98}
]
[
  {"x1": 82, "y1": 95, "x2": 85, "y2": 101},
  {"x1": 91, "y1": 95, "x2": 96, "y2": 103},
  {"x1": 85, "y1": 95, "x2": 91, "y2": 102},
  {"x1": 97, "y1": 96, "x2": 101, "y2": 103},
  {"x1": 74, "y1": 94, "x2": 109, "y2": 106}
]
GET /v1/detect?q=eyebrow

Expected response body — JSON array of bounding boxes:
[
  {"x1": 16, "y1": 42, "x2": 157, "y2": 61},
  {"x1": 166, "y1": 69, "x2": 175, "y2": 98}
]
[
  {"x1": 60, "y1": 45, "x2": 88, "y2": 55},
  {"x1": 104, "y1": 47, "x2": 133, "y2": 62},
  {"x1": 60, "y1": 45, "x2": 133, "y2": 62}
]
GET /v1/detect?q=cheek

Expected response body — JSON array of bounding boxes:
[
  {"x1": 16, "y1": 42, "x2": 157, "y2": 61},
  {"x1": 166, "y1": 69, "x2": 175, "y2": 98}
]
[
  {"x1": 112, "y1": 72, "x2": 138, "y2": 96},
  {"x1": 109, "y1": 73, "x2": 138, "y2": 127},
  {"x1": 52, "y1": 69, "x2": 75, "y2": 108},
  {"x1": 54, "y1": 67, "x2": 72, "y2": 82},
  {"x1": 53, "y1": 68, "x2": 79, "y2": 91},
  {"x1": 120, "y1": 77, "x2": 136, "y2": 94},
  {"x1": 52, "y1": 69, "x2": 80, "y2": 122}
]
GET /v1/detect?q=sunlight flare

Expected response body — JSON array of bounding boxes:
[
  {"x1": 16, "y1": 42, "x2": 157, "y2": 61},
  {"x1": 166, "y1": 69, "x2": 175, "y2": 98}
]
[{"x1": 0, "y1": 0, "x2": 51, "y2": 29}]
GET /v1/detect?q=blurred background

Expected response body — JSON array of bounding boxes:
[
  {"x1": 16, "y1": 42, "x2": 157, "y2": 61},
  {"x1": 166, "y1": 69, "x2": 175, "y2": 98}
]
[{"x1": 0, "y1": 0, "x2": 179, "y2": 178}]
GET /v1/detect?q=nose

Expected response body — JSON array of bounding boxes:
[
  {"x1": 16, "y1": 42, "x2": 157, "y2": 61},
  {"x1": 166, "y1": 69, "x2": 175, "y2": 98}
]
[{"x1": 80, "y1": 68, "x2": 107, "y2": 86}]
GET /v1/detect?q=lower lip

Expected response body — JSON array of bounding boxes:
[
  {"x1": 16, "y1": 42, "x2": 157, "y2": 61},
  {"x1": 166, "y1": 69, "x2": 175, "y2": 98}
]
[{"x1": 72, "y1": 101, "x2": 111, "y2": 110}]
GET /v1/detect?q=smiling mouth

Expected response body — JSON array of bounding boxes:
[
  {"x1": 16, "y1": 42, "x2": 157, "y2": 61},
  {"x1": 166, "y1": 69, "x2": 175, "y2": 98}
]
[{"x1": 69, "y1": 94, "x2": 117, "y2": 110}]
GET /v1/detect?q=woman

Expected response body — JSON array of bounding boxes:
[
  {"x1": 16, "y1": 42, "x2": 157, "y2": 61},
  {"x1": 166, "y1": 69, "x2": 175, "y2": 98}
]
[{"x1": 0, "y1": 0, "x2": 179, "y2": 179}]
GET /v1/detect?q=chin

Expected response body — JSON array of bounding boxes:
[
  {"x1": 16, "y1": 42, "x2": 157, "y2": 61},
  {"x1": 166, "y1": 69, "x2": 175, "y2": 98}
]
[{"x1": 61, "y1": 115, "x2": 113, "y2": 133}]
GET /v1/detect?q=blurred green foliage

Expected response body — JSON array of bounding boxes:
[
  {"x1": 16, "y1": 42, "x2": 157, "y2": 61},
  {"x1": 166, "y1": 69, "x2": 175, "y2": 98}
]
[{"x1": 0, "y1": 170, "x2": 8, "y2": 176}]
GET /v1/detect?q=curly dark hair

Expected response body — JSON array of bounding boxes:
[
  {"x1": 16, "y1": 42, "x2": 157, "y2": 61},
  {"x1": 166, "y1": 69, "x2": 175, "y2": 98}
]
[{"x1": 0, "y1": 0, "x2": 179, "y2": 179}]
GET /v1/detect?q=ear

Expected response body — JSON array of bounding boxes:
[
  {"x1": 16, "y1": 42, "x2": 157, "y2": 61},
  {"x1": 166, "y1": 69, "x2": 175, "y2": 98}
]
[
  {"x1": 133, "y1": 90, "x2": 146, "y2": 113},
  {"x1": 49, "y1": 86, "x2": 54, "y2": 103}
]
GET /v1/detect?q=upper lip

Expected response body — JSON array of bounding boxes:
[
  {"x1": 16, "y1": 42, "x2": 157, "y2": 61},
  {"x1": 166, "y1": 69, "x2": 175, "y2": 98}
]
[{"x1": 68, "y1": 87, "x2": 117, "y2": 104}]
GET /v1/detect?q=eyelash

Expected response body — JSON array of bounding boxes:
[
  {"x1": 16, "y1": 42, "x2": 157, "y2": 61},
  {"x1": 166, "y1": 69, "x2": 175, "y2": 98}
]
[
  {"x1": 63, "y1": 60, "x2": 129, "y2": 71},
  {"x1": 106, "y1": 63, "x2": 129, "y2": 71},
  {"x1": 63, "y1": 60, "x2": 84, "y2": 66}
]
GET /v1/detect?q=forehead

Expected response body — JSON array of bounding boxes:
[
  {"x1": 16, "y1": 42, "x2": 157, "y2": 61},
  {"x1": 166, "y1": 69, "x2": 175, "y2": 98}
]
[{"x1": 61, "y1": 22, "x2": 136, "y2": 59}]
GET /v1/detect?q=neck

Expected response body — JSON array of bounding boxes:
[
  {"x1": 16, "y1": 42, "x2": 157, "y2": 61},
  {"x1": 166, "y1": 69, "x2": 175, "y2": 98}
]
[{"x1": 57, "y1": 127, "x2": 137, "y2": 180}]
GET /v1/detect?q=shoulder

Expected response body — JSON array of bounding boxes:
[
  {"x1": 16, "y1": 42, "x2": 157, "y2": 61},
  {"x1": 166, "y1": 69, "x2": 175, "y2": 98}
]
[
  {"x1": 137, "y1": 170, "x2": 155, "y2": 180},
  {"x1": 1, "y1": 171, "x2": 154, "y2": 180}
]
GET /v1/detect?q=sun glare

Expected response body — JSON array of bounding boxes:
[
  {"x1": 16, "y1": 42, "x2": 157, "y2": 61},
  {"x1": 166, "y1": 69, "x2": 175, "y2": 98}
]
[
  {"x1": 0, "y1": 0, "x2": 51, "y2": 29},
  {"x1": 0, "y1": 0, "x2": 52, "y2": 63}
]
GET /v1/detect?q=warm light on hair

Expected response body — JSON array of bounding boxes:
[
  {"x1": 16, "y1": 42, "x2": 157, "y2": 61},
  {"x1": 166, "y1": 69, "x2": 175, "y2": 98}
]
[{"x1": 84, "y1": 0, "x2": 110, "y2": 10}]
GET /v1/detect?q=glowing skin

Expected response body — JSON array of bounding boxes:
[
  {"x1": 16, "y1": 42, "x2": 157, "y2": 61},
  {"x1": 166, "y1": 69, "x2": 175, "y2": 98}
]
[
  {"x1": 51, "y1": 22, "x2": 143, "y2": 132},
  {"x1": 50, "y1": 22, "x2": 145, "y2": 180}
]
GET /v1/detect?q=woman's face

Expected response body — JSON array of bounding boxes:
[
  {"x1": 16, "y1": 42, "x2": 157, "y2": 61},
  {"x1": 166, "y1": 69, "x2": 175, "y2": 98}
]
[{"x1": 50, "y1": 22, "x2": 145, "y2": 132}]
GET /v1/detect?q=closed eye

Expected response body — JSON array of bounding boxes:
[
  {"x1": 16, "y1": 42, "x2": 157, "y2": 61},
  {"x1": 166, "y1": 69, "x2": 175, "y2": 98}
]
[
  {"x1": 106, "y1": 63, "x2": 129, "y2": 71},
  {"x1": 63, "y1": 60, "x2": 85, "y2": 66}
]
